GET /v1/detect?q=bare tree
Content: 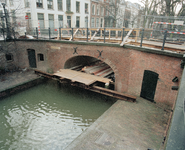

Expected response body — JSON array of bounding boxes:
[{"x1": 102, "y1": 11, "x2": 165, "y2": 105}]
[
  {"x1": 141, "y1": 0, "x2": 162, "y2": 28},
  {"x1": 177, "y1": 0, "x2": 185, "y2": 16},
  {"x1": 100, "y1": 0, "x2": 126, "y2": 27}
]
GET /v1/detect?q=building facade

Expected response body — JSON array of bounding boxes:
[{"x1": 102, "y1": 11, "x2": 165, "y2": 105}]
[
  {"x1": 91, "y1": 0, "x2": 104, "y2": 28},
  {"x1": 0, "y1": 0, "x2": 91, "y2": 34}
]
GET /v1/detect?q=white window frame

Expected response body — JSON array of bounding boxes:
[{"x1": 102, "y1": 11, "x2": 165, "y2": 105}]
[
  {"x1": 91, "y1": 18, "x2": 94, "y2": 27},
  {"x1": 92, "y1": 5, "x2": 95, "y2": 15}
]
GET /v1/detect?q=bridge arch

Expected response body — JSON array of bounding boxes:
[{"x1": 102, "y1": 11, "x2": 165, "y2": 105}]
[{"x1": 64, "y1": 55, "x2": 118, "y2": 89}]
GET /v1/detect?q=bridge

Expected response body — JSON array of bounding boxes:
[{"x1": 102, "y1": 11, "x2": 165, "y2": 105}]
[{"x1": 8, "y1": 30, "x2": 183, "y2": 108}]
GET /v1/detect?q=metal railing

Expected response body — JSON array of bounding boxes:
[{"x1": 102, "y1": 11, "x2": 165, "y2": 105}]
[{"x1": 4, "y1": 26, "x2": 185, "y2": 51}]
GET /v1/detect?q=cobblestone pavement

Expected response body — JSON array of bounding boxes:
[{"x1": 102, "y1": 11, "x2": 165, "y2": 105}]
[{"x1": 0, "y1": 70, "x2": 39, "y2": 91}]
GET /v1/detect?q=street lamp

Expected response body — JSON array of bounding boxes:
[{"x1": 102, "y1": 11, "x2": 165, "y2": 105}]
[{"x1": 1, "y1": 3, "x2": 12, "y2": 40}]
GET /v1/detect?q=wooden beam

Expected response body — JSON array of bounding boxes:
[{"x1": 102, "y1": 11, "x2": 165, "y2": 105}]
[
  {"x1": 90, "y1": 28, "x2": 100, "y2": 41},
  {"x1": 109, "y1": 29, "x2": 111, "y2": 39},
  {"x1": 90, "y1": 86, "x2": 136, "y2": 102},
  {"x1": 69, "y1": 28, "x2": 79, "y2": 41},
  {"x1": 120, "y1": 28, "x2": 133, "y2": 46}
]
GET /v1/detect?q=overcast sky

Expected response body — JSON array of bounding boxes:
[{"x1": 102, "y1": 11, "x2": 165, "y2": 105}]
[{"x1": 127, "y1": 0, "x2": 144, "y2": 6}]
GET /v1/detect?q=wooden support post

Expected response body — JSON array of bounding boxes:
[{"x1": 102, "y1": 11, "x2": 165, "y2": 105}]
[
  {"x1": 90, "y1": 28, "x2": 100, "y2": 41},
  {"x1": 120, "y1": 28, "x2": 133, "y2": 46},
  {"x1": 109, "y1": 29, "x2": 111, "y2": 39},
  {"x1": 116, "y1": 30, "x2": 118, "y2": 38},
  {"x1": 104, "y1": 27, "x2": 106, "y2": 43},
  {"x1": 61, "y1": 28, "x2": 62, "y2": 38},
  {"x1": 135, "y1": 29, "x2": 140, "y2": 42}
]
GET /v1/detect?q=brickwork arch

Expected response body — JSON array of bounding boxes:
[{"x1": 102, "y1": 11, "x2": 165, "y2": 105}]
[{"x1": 63, "y1": 55, "x2": 119, "y2": 90}]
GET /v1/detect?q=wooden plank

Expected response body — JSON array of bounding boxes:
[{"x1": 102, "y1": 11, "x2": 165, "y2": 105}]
[
  {"x1": 53, "y1": 69, "x2": 112, "y2": 85},
  {"x1": 90, "y1": 86, "x2": 136, "y2": 102},
  {"x1": 69, "y1": 28, "x2": 79, "y2": 41},
  {"x1": 135, "y1": 29, "x2": 140, "y2": 42},
  {"x1": 90, "y1": 28, "x2": 100, "y2": 41},
  {"x1": 120, "y1": 28, "x2": 133, "y2": 46},
  {"x1": 109, "y1": 29, "x2": 111, "y2": 39}
]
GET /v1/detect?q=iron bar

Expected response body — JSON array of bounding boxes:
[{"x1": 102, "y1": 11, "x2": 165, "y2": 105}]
[
  {"x1": 36, "y1": 27, "x2": 38, "y2": 39},
  {"x1": 49, "y1": 27, "x2": 51, "y2": 39},
  {"x1": 87, "y1": 27, "x2": 88, "y2": 42},
  {"x1": 104, "y1": 27, "x2": 105, "y2": 43},
  {"x1": 140, "y1": 28, "x2": 144, "y2": 47},
  {"x1": 59, "y1": 27, "x2": 61, "y2": 40},
  {"x1": 72, "y1": 28, "x2": 73, "y2": 41},
  {"x1": 161, "y1": 30, "x2": 167, "y2": 50},
  {"x1": 122, "y1": 28, "x2": 125, "y2": 41}
]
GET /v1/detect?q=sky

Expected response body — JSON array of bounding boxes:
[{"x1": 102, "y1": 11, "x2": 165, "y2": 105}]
[{"x1": 127, "y1": 0, "x2": 144, "y2": 6}]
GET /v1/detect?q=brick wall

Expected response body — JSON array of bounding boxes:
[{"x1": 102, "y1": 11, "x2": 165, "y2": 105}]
[{"x1": 15, "y1": 40, "x2": 183, "y2": 108}]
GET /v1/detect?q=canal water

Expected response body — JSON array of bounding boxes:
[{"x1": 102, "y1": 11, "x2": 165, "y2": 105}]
[{"x1": 0, "y1": 80, "x2": 115, "y2": 150}]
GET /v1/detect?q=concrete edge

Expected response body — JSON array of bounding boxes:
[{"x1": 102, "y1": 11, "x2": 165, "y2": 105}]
[
  {"x1": 165, "y1": 66, "x2": 185, "y2": 150},
  {"x1": 65, "y1": 100, "x2": 121, "y2": 149},
  {"x1": 0, "y1": 77, "x2": 45, "y2": 100}
]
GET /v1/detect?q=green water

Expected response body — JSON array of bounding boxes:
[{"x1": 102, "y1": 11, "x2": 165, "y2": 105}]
[{"x1": 0, "y1": 80, "x2": 115, "y2": 150}]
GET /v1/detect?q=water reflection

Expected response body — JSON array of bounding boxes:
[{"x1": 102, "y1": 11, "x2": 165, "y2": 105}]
[{"x1": 0, "y1": 80, "x2": 115, "y2": 149}]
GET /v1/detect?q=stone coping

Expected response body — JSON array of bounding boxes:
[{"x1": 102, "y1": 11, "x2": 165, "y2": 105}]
[{"x1": 8, "y1": 39, "x2": 183, "y2": 58}]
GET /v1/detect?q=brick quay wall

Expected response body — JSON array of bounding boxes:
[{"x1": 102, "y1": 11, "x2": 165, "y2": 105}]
[{"x1": 2, "y1": 40, "x2": 183, "y2": 108}]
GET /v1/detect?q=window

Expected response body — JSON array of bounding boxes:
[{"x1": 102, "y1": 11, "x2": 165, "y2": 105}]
[
  {"x1": 100, "y1": 18, "x2": 103, "y2": 27},
  {"x1": 38, "y1": 13, "x2": 44, "y2": 20},
  {"x1": 106, "y1": 6, "x2": 108, "y2": 16},
  {"x1": 11, "y1": 10, "x2": 16, "y2": 23},
  {"x1": 37, "y1": 13, "x2": 44, "y2": 28},
  {"x1": 24, "y1": 0, "x2": 29, "y2": 7},
  {"x1": 6, "y1": 53, "x2": 13, "y2": 61},
  {"x1": 36, "y1": 0, "x2": 43, "y2": 8},
  {"x1": 96, "y1": 18, "x2": 99, "y2": 27},
  {"x1": 76, "y1": 16, "x2": 80, "y2": 28},
  {"x1": 91, "y1": 18, "x2": 94, "y2": 27},
  {"x1": 76, "y1": 1, "x2": 80, "y2": 13},
  {"x1": 0, "y1": 11, "x2": 5, "y2": 28},
  {"x1": 85, "y1": 3, "x2": 88, "y2": 14},
  {"x1": 38, "y1": 54, "x2": 44, "y2": 61},
  {"x1": 58, "y1": 15, "x2": 63, "y2": 27},
  {"x1": 47, "y1": 0, "x2": 53, "y2": 9},
  {"x1": 85, "y1": 17, "x2": 88, "y2": 28},
  {"x1": 10, "y1": 0, "x2": 14, "y2": 6},
  {"x1": 58, "y1": 0, "x2": 63, "y2": 11},
  {"x1": 48, "y1": 14, "x2": 54, "y2": 28},
  {"x1": 67, "y1": 16, "x2": 71, "y2": 28},
  {"x1": 92, "y1": 5, "x2": 95, "y2": 15},
  {"x1": 66, "y1": 0, "x2": 71, "y2": 11},
  {"x1": 97, "y1": 5, "x2": 100, "y2": 15},
  {"x1": 101, "y1": 7, "x2": 104, "y2": 16},
  {"x1": 26, "y1": 13, "x2": 31, "y2": 19}
]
